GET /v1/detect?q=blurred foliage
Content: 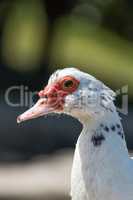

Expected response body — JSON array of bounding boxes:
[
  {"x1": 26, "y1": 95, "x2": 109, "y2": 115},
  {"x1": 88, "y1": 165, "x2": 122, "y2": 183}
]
[
  {"x1": 49, "y1": 0, "x2": 133, "y2": 98},
  {"x1": 2, "y1": 0, "x2": 47, "y2": 72},
  {"x1": 0, "y1": 0, "x2": 133, "y2": 97},
  {"x1": 51, "y1": 17, "x2": 133, "y2": 97}
]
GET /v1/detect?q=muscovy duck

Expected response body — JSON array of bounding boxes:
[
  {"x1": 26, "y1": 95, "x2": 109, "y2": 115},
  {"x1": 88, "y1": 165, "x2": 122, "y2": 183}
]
[{"x1": 17, "y1": 68, "x2": 133, "y2": 200}]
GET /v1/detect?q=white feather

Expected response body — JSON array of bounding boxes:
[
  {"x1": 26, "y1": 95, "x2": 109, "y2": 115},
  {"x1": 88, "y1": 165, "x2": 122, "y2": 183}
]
[{"x1": 50, "y1": 68, "x2": 133, "y2": 200}]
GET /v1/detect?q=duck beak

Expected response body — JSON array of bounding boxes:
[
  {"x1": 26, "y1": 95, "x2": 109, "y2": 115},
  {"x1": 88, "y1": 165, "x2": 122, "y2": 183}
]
[{"x1": 17, "y1": 98, "x2": 55, "y2": 123}]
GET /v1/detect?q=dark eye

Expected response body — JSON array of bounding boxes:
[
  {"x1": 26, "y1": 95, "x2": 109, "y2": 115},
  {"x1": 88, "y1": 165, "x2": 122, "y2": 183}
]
[
  {"x1": 63, "y1": 80, "x2": 74, "y2": 88},
  {"x1": 60, "y1": 76, "x2": 79, "y2": 92}
]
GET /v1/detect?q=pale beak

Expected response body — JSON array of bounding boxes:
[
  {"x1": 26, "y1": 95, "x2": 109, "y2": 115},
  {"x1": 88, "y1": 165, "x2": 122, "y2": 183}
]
[{"x1": 17, "y1": 98, "x2": 55, "y2": 123}]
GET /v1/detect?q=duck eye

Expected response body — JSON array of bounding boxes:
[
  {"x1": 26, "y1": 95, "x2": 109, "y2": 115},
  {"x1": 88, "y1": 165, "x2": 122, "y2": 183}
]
[
  {"x1": 63, "y1": 80, "x2": 74, "y2": 88},
  {"x1": 60, "y1": 76, "x2": 79, "y2": 92}
]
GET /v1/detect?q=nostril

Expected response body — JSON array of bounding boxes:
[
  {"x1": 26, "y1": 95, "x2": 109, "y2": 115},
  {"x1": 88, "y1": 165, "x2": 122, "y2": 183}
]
[{"x1": 44, "y1": 94, "x2": 48, "y2": 99}]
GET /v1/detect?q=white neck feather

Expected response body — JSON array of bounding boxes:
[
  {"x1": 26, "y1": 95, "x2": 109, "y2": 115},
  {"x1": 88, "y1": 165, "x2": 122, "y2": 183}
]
[
  {"x1": 71, "y1": 105, "x2": 132, "y2": 200},
  {"x1": 78, "y1": 106, "x2": 130, "y2": 174}
]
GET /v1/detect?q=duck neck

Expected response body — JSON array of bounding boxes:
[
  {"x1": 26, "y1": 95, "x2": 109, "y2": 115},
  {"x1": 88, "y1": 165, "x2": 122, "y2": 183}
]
[
  {"x1": 78, "y1": 106, "x2": 129, "y2": 166},
  {"x1": 75, "y1": 106, "x2": 130, "y2": 200}
]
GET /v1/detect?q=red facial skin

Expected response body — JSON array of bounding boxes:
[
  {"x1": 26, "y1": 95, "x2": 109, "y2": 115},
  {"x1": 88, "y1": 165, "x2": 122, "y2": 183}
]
[
  {"x1": 38, "y1": 76, "x2": 80, "y2": 111},
  {"x1": 17, "y1": 76, "x2": 80, "y2": 123}
]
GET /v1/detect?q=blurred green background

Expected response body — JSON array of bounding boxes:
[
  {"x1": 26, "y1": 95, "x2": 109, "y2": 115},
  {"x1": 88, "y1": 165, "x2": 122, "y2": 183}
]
[{"x1": 0, "y1": 0, "x2": 133, "y2": 199}]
